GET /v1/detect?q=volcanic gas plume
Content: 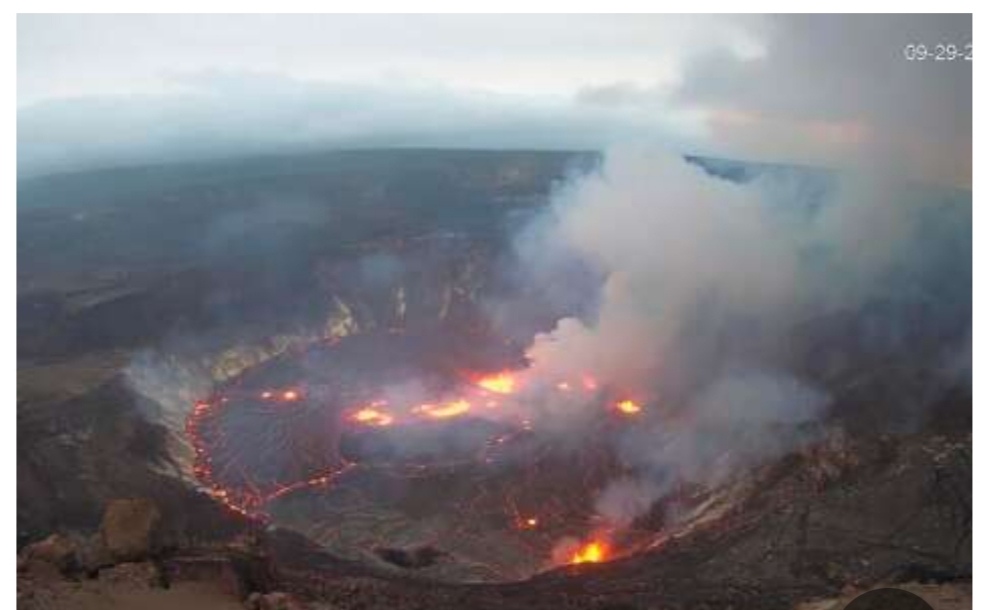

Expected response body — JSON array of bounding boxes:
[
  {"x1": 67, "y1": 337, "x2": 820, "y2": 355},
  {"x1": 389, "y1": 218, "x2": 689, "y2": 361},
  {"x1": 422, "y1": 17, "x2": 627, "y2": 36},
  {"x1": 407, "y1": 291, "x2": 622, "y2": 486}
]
[{"x1": 501, "y1": 148, "x2": 968, "y2": 548}]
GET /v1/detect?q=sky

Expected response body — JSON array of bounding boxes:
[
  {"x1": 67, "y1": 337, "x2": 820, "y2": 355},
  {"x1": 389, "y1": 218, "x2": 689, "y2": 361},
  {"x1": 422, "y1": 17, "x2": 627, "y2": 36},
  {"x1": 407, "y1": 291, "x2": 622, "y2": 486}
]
[{"x1": 17, "y1": 14, "x2": 972, "y2": 184}]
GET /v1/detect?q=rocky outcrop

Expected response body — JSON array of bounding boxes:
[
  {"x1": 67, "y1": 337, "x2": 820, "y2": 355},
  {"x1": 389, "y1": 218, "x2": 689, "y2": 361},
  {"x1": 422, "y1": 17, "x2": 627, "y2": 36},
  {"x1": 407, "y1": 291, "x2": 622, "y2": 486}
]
[
  {"x1": 244, "y1": 590, "x2": 310, "y2": 610},
  {"x1": 20, "y1": 533, "x2": 78, "y2": 575},
  {"x1": 100, "y1": 498, "x2": 162, "y2": 561},
  {"x1": 98, "y1": 560, "x2": 167, "y2": 588}
]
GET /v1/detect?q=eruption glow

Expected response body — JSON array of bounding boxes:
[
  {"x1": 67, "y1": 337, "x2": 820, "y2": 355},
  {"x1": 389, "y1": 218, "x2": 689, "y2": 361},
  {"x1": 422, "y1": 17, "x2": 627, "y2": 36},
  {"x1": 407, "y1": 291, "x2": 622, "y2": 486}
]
[
  {"x1": 569, "y1": 540, "x2": 608, "y2": 565},
  {"x1": 414, "y1": 399, "x2": 472, "y2": 419},
  {"x1": 615, "y1": 399, "x2": 642, "y2": 415},
  {"x1": 476, "y1": 372, "x2": 517, "y2": 394},
  {"x1": 352, "y1": 405, "x2": 395, "y2": 427}
]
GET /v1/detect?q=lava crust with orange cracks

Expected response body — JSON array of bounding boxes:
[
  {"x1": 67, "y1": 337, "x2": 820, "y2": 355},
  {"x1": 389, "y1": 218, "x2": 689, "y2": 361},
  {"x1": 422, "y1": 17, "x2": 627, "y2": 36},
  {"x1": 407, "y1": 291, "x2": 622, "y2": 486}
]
[{"x1": 186, "y1": 366, "x2": 646, "y2": 571}]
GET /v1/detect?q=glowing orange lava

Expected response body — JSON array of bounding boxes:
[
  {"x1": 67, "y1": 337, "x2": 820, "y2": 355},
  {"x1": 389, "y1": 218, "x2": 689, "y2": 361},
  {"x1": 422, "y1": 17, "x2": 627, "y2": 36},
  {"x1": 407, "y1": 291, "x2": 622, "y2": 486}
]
[
  {"x1": 615, "y1": 399, "x2": 642, "y2": 415},
  {"x1": 415, "y1": 399, "x2": 472, "y2": 419},
  {"x1": 352, "y1": 406, "x2": 395, "y2": 427},
  {"x1": 186, "y1": 363, "x2": 652, "y2": 524},
  {"x1": 570, "y1": 540, "x2": 608, "y2": 564},
  {"x1": 476, "y1": 372, "x2": 516, "y2": 394}
]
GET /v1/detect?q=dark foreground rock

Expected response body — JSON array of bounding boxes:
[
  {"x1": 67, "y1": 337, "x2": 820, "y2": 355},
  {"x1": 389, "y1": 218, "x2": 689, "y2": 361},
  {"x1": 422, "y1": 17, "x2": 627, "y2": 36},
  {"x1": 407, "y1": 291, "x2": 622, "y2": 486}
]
[
  {"x1": 15, "y1": 427, "x2": 970, "y2": 610},
  {"x1": 20, "y1": 533, "x2": 79, "y2": 574}
]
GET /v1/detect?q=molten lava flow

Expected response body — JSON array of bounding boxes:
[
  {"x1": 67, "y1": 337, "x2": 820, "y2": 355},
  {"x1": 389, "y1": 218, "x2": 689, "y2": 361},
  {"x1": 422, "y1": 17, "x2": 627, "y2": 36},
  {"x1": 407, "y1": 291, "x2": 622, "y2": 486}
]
[
  {"x1": 476, "y1": 372, "x2": 516, "y2": 394},
  {"x1": 352, "y1": 406, "x2": 395, "y2": 427},
  {"x1": 415, "y1": 399, "x2": 472, "y2": 419},
  {"x1": 570, "y1": 540, "x2": 608, "y2": 564},
  {"x1": 615, "y1": 399, "x2": 642, "y2": 415}
]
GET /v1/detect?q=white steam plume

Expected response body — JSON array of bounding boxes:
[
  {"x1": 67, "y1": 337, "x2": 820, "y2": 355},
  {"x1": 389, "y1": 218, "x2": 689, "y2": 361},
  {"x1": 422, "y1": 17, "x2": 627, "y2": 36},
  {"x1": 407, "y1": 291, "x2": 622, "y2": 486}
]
[{"x1": 513, "y1": 146, "x2": 961, "y2": 531}]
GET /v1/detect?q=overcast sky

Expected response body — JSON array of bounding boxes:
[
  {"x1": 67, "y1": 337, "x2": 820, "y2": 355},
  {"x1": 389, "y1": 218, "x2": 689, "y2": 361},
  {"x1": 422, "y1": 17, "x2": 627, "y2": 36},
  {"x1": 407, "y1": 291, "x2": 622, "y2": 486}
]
[{"x1": 17, "y1": 14, "x2": 971, "y2": 184}]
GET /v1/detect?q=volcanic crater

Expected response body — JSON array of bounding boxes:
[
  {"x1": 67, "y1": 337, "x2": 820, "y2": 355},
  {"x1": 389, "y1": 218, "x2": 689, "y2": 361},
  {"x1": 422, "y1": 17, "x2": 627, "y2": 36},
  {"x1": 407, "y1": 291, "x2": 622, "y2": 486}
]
[{"x1": 183, "y1": 234, "x2": 660, "y2": 582}]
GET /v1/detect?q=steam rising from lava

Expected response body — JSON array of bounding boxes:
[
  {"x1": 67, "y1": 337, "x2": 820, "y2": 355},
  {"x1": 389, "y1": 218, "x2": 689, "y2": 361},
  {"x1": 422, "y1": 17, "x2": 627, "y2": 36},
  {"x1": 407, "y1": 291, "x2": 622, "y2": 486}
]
[{"x1": 505, "y1": 148, "x2": 964, "y2": 543}]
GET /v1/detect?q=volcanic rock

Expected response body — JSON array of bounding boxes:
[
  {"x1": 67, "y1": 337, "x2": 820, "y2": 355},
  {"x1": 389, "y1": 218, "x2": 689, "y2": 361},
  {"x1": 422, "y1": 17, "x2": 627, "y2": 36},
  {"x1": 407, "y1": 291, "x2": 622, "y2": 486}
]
[
  {"x1": 20, "y1": 533, "x2": 78, "y2": 574},
  {"x1": 64, "y1": 531, "x2": 115, "y2": 575},
  {"x1": 375, "y1": 545, "x2": 446, "y2": 569},
  {"x1": 244, "y1": 590, "x2": 309, "y2": 610},
  {"x1": 162, "y1": 545, "x2": 279, "y2": 601},
  {"x1": 97, "y1": 560, "x2": 165, "y2": 588},
  {"x1": 100, "y1": 498, "x2": 162, "y2": 561}
]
